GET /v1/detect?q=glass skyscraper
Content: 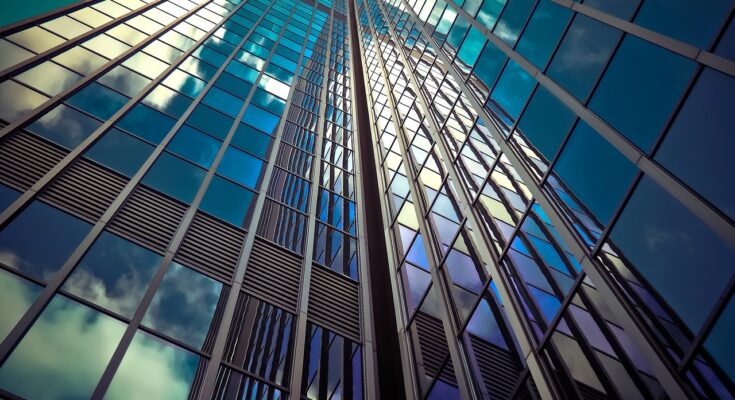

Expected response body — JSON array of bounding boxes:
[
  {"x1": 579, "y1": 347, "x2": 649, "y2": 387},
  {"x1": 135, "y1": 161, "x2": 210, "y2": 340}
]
[{"x1": 0, "y1": 0, "x2": 732, "y2": 399}]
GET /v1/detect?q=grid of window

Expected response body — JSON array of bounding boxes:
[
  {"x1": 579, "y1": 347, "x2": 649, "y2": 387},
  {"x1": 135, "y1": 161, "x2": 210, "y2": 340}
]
[{"x1": 0, "y1": 0, "x2": 367, "y2": 399}]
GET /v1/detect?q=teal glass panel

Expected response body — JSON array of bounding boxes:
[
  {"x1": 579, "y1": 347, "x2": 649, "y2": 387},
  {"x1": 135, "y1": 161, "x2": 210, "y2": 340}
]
[
  {"x1": 85, "y1": 128, "x2": 154, "y2": 177},
  {"x1": 214, "y1": 72, "x2": 253, "y2": 100},
  {"x1": 456, "y1": 26, "x2": 485, "y2": 67},
  {"x1": 634, "y1": 0, "x2": 732, "y2": 48},
  {"x1": 231, "y1": 123, "x2": 273, "y2": 158},
  {"x1": 67, "y1": 82, "x2": 128, "y2": 120},
  {"x1": 251, "y1": 88, "x2": 286, "y2": 115},
  {"x1": 200, "y1": 175, "x2": 255, "y2": 227},
  {"x1": 0, "y1": 183, "x2": 20, "y2": 211},
  {"x1": 163, "y1": 69, "x2": 206, "y2": 98},
  {"x1": 186, "y1": 104, "x2": 234, "y2": 140},
  {"x1": 166, "y1": 125, "x2": 222, "y2": 168},
  {"x1": 589, "y1": 36, "x2": 695, "y2": 152},
  {"x1": 581, "y1": 0, "x2": 639, "y2": 19},
  {"x1": 547, "y1": 15, "x2": 620, "y2": 101},
  {"x1": 0, "y1": 201, "x2": 90, "y2": 282},
  {"x1": 0, "y1": 268, "x2": 42, "y2": 342},
  {"x1": 142, "y1": 262, "x2": 223, "y2": 349},
  {"x1": 656, "y1": 69, "x2": 735, "y2": 220},
  {"x1": 217, "y1": 146, "x2": 263, "y2": 189},
  {"x1": 202, "y1": 86, "x2": 244, "y2": 118},
  {"x1": 27, "y1": 104, "x2": 102, "y2": 150},
  {"x1": 104, "y1": 330, "x2": 199, "y2": 400},
  {"x1": 473, "y1": 42, "x2": 507, "y2": 93},
  {"x1": 715, "y1": 18, "x2": 735, "y2": 60},
  {"x1": 0, "y1": 295, "x2": 126, "y2": 400},
  {"x1": 142, "y1": 85, "x2": 193, "y2": 118},
  {"x1": 143, "y1": 153, "x2": 206, "y2": 203},
  {"x1": 117, "y1": 104, "x2": 176, "y2": 144},
  {"x1": 489, "y1": 60, "x2": 535, "y2": 119},
  {"x1": 477, "y1": 0, "x2": 507, "y2": 30},
  {"x1": 447, "y1": 14, "x2": 470, "y2": 50},
  {"x1": 516, "y1": 1, "x2": 572, "y2": 69},
  {"x1": 493, "y1": 0, "x2": 534, "y2": 47},
  {"x1": 704, "y1": 296, "x2": 735, "y2": 383},
  {"x1": 611, "y1": 177, "x2": 735, "y2": 331},
  {"x1": 63, "y1": 231, "x2": 162, "y2": 318},
  {"x1": 516, "y1": 85, "x2": 576, "y2": 161},
  {"x1": 225, "y1": 60, "x2": 259, "y2": 83},
  {"x1": 242, "y1": 105, "x2": 280, "y2": 135},
  {"x1": 553, "y1": 121, "x2": 636, "y2": 223}
]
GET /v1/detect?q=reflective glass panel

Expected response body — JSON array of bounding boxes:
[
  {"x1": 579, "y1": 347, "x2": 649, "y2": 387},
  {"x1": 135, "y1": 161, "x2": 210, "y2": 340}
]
[
  {"x1": 85, "y1": 128, "x2": 154, "y2": 177},
  {"x1": 217, "y1": 147, "x2": 263, "y2": 189},
  {"x1": 143, "y1": 153, "x2": 206, "y2": 203},
  {"x1": 117, "y1": 104, "x2": 176, "y2": 144},
  {"x1": 67, "y1": 82, "x2": 128, "y2": 120},
  {"x1": 0, "y1": 268, "x2": 42, "y2": 342},
  {"x1": 166, "y1": 125, "x2": 222, "y2": 168},
  {"x1": 200, "y1": 175, "x2": 255, "y2": 227},
  {"x1": 27, "y1": 104, "x2": 102, "y2": 150}
]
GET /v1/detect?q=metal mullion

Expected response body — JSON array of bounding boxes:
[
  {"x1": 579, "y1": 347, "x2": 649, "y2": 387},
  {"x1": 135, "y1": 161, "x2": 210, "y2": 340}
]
[
  {"x1": 551, "y1": 0, "x2": 735, "y2": 77},
  {"x1": 393, "y1": 5, "x2": 556, "y2": 387},
  {"x1": 360, "y1": 3, "x2": 477, "y2": 398},
  {"x1": 0, "y1": 0, "x2": 236, "y2": 367},
  {"x1": 354, "y1": 12, "x2": 423, "y2": 398},
  {"x1": 0, "y1": 0, "x2": 172, "y2": 82},
  {"x1": 219, "y1": 360, "x2": 290, "y2": 392},
  {"x1": 286, "y1": 8, "x2": 338, "y2": 398},
  {"x1": 0, "y1": 0, "x2": 105, "y2": 37},
  {"x1": 444, "y1": 0, "x2": 735, "y2": 247},
  {"x1": 197, "y1": 5, "x2": 330, "y2": 398},
  {"x1": 401, "y1": 1, "x2": 699, "y2": 398}
]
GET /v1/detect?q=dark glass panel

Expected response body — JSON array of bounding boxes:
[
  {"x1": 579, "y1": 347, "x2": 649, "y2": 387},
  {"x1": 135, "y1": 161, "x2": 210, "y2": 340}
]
[
  {"x1": 489, "y1": 59, "x2": 535, "y2": 120},
  {"x1": 63, "y1": 231, "x2": 162, "y2": 318},
  {"x1": 515, "y1": 85, "x2": 576, "y2": 161},
  {"x1": 231, "y1": 123, "x2": 273, "y2": 159},
  {"x1": 0, "y1": 183, "x2": 20, "y2": 212},
  {"x1": 186, "y1": 104, "x2": 234, "y2": 140},
  {"x1": 0, "y1": 201, "x2": 91, "y2": 282},
  {"x1": 85, "y1": 128, "x2": 154, "y2": 177},
  {"x1": 67, "y1": 82, "x2": 128, "y2": 120},
  {"x1": 27, "y1": 104, "x2": 102, "y2": 150},
  {"x1": 202, "y1": 86, "x2": 245, "y2": 118},
  {"x1": 217, "y1": 146, "x2": 264, "y2": 189},
  {"x1": 199, "y1": 176, "x2": 255, "y2": 227},
  {"x1": 142, "y1": 153, "x2": 206, "y2": 203},
  {"x1": 493, "y1": 0, "x2": 534, "y2": 47},
  {"x1": 634, "y1": 0, "x2": 732, "y2": 48},
  {"x1": 516, "y1": 1, "x2": 572, "y2": 69},
  {"x1": 166, "y1": 125, "x2": 222, "y2": 168},
  {"x1": 117, "y1": 104, "x2": 176, "y2": 145}
]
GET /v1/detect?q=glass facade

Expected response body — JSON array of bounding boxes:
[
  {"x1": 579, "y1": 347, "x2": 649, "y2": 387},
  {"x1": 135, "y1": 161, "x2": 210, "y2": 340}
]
[{"x1": 0, "y1": 0, "x2": 733, "y2": 398}]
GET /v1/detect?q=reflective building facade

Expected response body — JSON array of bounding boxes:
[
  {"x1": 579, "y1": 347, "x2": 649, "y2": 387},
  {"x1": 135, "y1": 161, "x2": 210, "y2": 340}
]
[{"x1": 0, "y1": 0, "x2": 733, "y2": 399}]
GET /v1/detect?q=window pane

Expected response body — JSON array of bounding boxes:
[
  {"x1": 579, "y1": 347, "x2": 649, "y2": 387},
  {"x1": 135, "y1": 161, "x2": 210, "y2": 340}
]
[
  {"x1": 202, "y1": 86, "x2": 244, "y2": 118},
  {"x1": 589, "y1": 36, "x2": 695, "y2": 152},
  {"x1": 0, "y1": 183, "x2": 20, "y2": 211},
  {"x1": 516, "y1": 1, "x2": 572, "y2": 69},
  {"x1": 63, "y1": 231, "x2": 162, "y2": 318},
  {"x1": 553, "y1": 121, "x2": 636, "y2": 223},
  {"x1": 655, "y1": 68, "x2": 735, "y2": 221},
  {"x1": 117, "y1": 104, "x2": 176, "y2": 144},
  {"x1": 493, "y1": 0, "x2": 534, "y2": 47},
  {"x1": 15, "y1": 61, "x2": 82, "y2": 97},
  {"x1": 0, "y1": 201, "x2": 91, "y2": 282},
  {"x1": 547, "y1": 15, "x2": 620, "y2": 101},
  {"x1": 53, "y1": 46, "x2": 108, "y2": 75},
  {"x1": 85, "y1": 128, "x2": 154, "y2": 177},
  {"x1": 186, "y1": 104, "x2": 234, "y2": 140},
  {"x1": 472, "y1": 42, "x2": 507, "y2": 94},
  {"x1": 634, "y1": 0, "x2": 731, "y2": 48},
  {"x1": 610, "y1": 177, "x2": 735, "y2": 331},
  {"x1": 489, "y1": 59, "x2": 535, "y2": 120},
  {"x1": 515, "y1": 86, "x2": 576, "y2": 161},
  {"x1": 143, "y1": 153, "x2": 206, "y2": 203},
  {"x1": 242, "y1": 105, "x2": 280, "y2": 135},
  {"x1": 200, "y1": 175, "x2": 255, "y2": 227},
  {"x1": 67, "y1": 82, "x2": 128, "y2": 120},
  {"x1": 104, "y1": 330, "x2": 200, "y2": 400},
  {"x1": 0, "y1": 295, "x2": 126, "y2": 400},
  {"x1": 231, "y1": 122, "x2": 273, "y2": 158},
  {"x1": 704, "y1": 296, "x2": 735, "y2": 383},
  {"x1": 581, "y1": 0, "x2": 639, "y2": 20},
  {"x1": 143, "y1": 85, "x2": 193, "y2": 118},
  {"x1": 0, "y1": 268, "x2": 42, "y2": 342},
  {"x1": 98, "y1": 66, "x2": 151, "y2": 98},
  {"x1": 27, "y1": 104, "x2": 102, "y2": 150},
  {"x1": 142, "y1": 262, "x2": 223, "y2": 349},
  {"x1": 217, "y1": 146, "x2": 263, "y2": 189},
  {"x1": 166, "y1": 125, "x2": 222, "y2": 168},
  {"x1": 0, "y1": 80, "x2": 48, "y2": 122}
]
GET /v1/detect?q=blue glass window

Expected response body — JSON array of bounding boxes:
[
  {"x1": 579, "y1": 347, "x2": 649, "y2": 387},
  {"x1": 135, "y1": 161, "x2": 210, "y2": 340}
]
[
  {"x1": 242, "y1": 105, "x2": 280, "y2": 135},
  {"x1": 547, "y1": 15, "x2": 621, "y2": 101},
  {"x1": 202, "y1": 87, "x2": 245, "y2": 118},
  {"x1": 117, "y1": 104, "x2": 176, "y2": 145},
  {"x1": 516, "y1": 1, "x2": 572, "y2": 69},
  {"x1": 493, "y1": 0, "x2": 534, "y2": 47},
  {"x1": 656, "y1": 69, "x2": 735, "y2": 221},
  {"x1": 142, "y1": 262, "x2": 223, "y2": 349},
  {"x1": 553, "y1": 121, "x2": 636, "y2": 223},
  {"x1": 67, "y1": 82, "x2": 128, "y2": 120},
  {"x1": 105, "y1": 330, "x2": 200, "y2": 399},
  {"x1": 0, "y1": 201, "x2": 90, "y2": 282},
  {"x1": 489, "y1": 60, "x2": 535, "y2": 120},
  {"x1": 143, "y1": 153, "x2": 206, "y2": 203},
  {"x1": 63, "y1": 231, "x2": 162, "y2": 318},
  {"x1": 456, "y1": 26, "x2": 485, "y2": 68},
  {"x1": 231, "y1": 123, "x2": 272, "y2": 158},
  {"x1": 715, "y1": 17, "x2": 735, "y2": 60},
  {"x1": 85, "y1": 128, "x2": 154, "y2": 177},
  {"x1": 226, "y1": 60, "x2": 259, "y2": 83},
  {"x1": 634, "y1": 0, "x2": 732, "y2": 48},
  {"x1": 0, "y1": 183, "x2": 20, "y2": 212},
  {"x1": 581, "y1": 0, "x2": 639, "y2": 20},
  {"x1": 0, "y1": 295, "x2": 126, "y2": 400},
  {"x1": 589, "y1": 36, "x2": 696, "y2": 152},
  {"x1": 217, "y1": 146, "x2": 263, "y2": 189},
  {"x1": 251, "y1": 88, "x2": 286, "y2": 115},
  {"x1": 473, "y1": 42, "x2": 507, "y2": 94},
  {"x1": 610, "y1": 177, "x2": 735, "y2": 331},
  {"x1": 186, "y1": 104, "x2": 234, "y2": 140},
  {"x1": 27, "y1": 104, "x2": 102, "y2": 150},
  {"x1": 705, "y1": 296, "x2": 735, "y2": 383},
  {"x1": 200, "y1": 175, "x2": 255, "y2": 227},
  {"x1": 163, "y1": 69, "x2": 206, "y2": 98},
  {"x1": 477, "y1": 0, "x2": 506, "y2": 31},
  {"x1": 142, "y1": 85, "x2": 192, "y2": 118},
  {"x1": 0, "y1": 269, "x2": 41, "y2": 342},
  {"x1": 166, "y1": 125, "x2": 222, "y2": 168},
  {"x1": 516, "y1": 86, "x2": 576, "y2": 161},
  {"x1": 214, "y1": 72, "x2": 253, "y2": 100}
]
